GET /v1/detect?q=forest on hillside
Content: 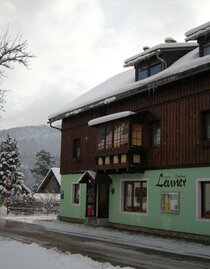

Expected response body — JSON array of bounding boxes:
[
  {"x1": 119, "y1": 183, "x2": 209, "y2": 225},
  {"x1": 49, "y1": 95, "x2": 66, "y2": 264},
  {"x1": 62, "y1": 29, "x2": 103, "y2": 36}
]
[{"x1": 0, "y1": 125, "x2": 60, "y2": 188}]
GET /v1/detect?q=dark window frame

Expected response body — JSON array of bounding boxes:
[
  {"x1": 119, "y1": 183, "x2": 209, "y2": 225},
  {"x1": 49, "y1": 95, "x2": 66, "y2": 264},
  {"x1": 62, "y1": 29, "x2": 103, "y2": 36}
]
[
  {"x1": 136, "y1": 62, "x2": 162, "y2": 81},
  {"x1": 73, "y1": 138, "x2": 81, "y2": 159},
  {"x1": 131, "y1": 123, "x2": 143, "y2": 146},
  {"x1": 201, "y1": 181, "x2": 210, "y2": 218},
  {"x1": 123, "y1": 181, "x2": 147, "y2": 213},
  {"x1": 151, "y1": 121, "x2": 161, "y2": 147},
  {"x1": 203, "y1": 43, "x2": 210, "y2": 56},
  {"x1": 202, "y1": 110, "x2": 210, "y2": 141},
  {"x1": 97, "y1": 120, "x2": 130, "y2": 151}
]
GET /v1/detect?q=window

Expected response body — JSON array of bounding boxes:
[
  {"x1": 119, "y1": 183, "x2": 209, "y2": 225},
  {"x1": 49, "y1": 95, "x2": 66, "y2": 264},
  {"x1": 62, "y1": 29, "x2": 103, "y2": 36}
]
[
  {"x1": 203, "y1": 110, "x2": 210, "y2": 140},
  {"x1": 138, "y1": 67, "x2": 148, "y2": 80},
  {"x1": 131, "y1": 123, "x2": 142, "y2": 146},
  {"x1": 97, "y1": 120, "x2": 143, "y2": 153},
  {"x1": 203, "y1": 43, "x2": 210, "y2": 56},
  {"x1": 161, "y1": 192, "x2": 179, "y2": 214},
  {"x1": 98, "y1": 128, "x2": 105, "y2": 150},
  {"x1": 105, "y1": 126, "x2": 112, "y2": 149},
  {"x1": 137, "y1": 63, "x2": 162, "y2": 81},
  {"x1": 123, "y1": 181, "x2": 147, "y2": 213},
  {"x1": 72, "y1": 183, "x2": 80, "y2": 204},
  {"x1": 151, "y1": 122, "x2": 160, "y2": 146},
  {"x1": 73, "y1": 138, "x2": 81, "y2": 159},
  {"x1": 201, "y1": 182, "x2": 210, "y2": 218},
  {"x1": 150, "y1": 63, "x2": 161, "y2": 76},
  {"x1": 114, "y1": 122, "x2": 129, "y2": 148}
]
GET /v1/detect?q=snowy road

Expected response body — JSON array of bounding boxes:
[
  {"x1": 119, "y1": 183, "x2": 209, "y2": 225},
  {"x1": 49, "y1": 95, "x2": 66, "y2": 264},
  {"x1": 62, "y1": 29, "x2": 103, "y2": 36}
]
[{"x1": 0, "y1": 215, "x2": 210, "y2": 269}]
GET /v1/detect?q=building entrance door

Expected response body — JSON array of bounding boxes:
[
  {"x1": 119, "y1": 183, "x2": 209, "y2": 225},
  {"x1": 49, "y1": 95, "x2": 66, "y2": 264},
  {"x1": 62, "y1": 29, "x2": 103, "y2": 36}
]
[
  {"x1": 86, "y1": 183, "x2": 96, "y2": 217},
  {"x1": 98, "y1": 183, "x2": 109, "y2": 218}
]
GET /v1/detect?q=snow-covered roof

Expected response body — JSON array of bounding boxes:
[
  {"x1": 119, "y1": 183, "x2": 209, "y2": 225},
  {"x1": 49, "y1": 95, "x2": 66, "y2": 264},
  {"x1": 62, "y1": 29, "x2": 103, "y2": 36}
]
[
  {"x1": 48, "y1": 69, "x2": 135, "y2": 121},
  {"x1": 36, "y1": 167, "x2": 61, "y2": 192},
  {"x1": 88, "y1": 111, "x2": 136, "y2": 126},
  {"x1": 124, "y1": 42, "x2": 198, "y2": 67},
  {"x1": 51, "y1": 167, "x2": 61, "y2": 185},
  {"x1": 185, "y1": 21, "x2": 210, "y2": 41},
  {"x1": 78, "y1": 170, "x2": 96, "y2": 184},
  {"x1": 49, "y1": 47, "x2": 210, "y2": 123}
]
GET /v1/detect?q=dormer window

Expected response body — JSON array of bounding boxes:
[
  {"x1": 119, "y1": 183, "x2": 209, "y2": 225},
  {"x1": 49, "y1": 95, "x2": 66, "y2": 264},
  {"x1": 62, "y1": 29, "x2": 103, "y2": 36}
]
[
  {"x1": 203, "y1": 43, "x2": 210, "y2": 56},
  {"x1": 138, "y1": 66, "x2": 148, "y2": 80},
  {"x1": 136, "y1": 63, "x2": 162, "y2": 81},
  {"x1": 150, "y1": 63, "x2": 162, "y2": 76}
]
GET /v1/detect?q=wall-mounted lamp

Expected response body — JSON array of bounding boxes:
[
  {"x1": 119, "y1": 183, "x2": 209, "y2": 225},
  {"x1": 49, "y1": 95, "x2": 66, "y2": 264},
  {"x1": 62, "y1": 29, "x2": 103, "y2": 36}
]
[{"x1": 111, "y1": 188, "x2": 115, "y2": 194}]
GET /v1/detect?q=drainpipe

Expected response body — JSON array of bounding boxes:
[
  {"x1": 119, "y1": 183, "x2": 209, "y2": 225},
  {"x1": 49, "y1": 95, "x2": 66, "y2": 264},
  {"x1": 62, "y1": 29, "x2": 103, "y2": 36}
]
[
  {"x1": 151, "y1": 50, "x2": 167, "y2": 95},
  {"x1": 156, "y1": 49, "x2": 167, "y2": 69},
  {"x1": 49, "y1": 121, "x2": 62, "y2": 131}
]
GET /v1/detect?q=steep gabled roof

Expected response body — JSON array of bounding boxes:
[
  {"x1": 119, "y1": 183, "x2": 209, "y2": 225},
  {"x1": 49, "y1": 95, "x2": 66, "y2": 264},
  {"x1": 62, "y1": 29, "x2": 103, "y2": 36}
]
[{"x1": 36, "y1": 167, "x2": 61, "y2": 192}]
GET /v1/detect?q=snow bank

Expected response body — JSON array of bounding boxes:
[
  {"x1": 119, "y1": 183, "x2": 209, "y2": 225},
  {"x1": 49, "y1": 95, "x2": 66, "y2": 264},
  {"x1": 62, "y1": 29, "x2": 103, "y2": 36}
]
[
  {"x1": 0, "y1": 237, "x2": 133, "y2": 269},
  {"x1": 0, "y1": 206, "x2": 7, "y2": 216}
]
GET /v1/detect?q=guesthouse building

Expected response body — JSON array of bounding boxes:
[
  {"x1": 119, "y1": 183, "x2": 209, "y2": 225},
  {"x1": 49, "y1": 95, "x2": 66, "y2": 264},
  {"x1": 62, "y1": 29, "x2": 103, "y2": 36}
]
[{"x1": 49, "y1": 22, "x2": 210, "y2": 240}]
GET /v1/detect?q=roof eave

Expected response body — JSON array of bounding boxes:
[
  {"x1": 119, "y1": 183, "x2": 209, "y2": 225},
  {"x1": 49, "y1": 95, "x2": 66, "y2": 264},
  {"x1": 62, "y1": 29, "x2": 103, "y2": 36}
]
[
  {"x1": 49, "y1": 63, "x2": 210, "y2": 123},
  {"x1": 124, "y1": 44, "x2": 198, "y2": 67}
]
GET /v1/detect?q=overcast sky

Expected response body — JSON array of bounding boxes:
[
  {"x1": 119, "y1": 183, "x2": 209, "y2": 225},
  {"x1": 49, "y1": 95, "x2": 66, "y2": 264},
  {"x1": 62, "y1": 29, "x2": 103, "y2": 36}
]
[{"x1": 0, "y1": 0, "x2": 210, "y2": 130}]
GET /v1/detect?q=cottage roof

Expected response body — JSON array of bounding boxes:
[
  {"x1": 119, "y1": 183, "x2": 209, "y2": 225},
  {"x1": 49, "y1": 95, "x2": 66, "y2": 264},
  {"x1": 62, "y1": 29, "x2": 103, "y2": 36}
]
[
  {"x1": 48, "y1": 45, "x2": 210, "y2": 123},
  {"x1": 36, "y1": 167, "x2": 61, "y2": 192},
  {"x1": 185, "y1": 21, "x2": 210, "y2": 41}
]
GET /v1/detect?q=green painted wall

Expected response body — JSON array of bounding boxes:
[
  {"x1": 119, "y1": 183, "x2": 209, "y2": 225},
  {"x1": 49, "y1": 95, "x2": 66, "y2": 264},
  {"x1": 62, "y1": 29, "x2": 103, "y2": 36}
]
[
  {"x1": 109, "y1": 167, "x2": 210, "y2": 236},
  {"x1": 60, "y1": 174, "x2": 86, "y2": 221},
  {"x1": 60, "y1": 167, "x2": 210, "y2": 236}
]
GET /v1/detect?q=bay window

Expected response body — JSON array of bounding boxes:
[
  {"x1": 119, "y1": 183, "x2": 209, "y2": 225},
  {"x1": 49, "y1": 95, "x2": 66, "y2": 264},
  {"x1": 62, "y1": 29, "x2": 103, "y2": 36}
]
[{"x1": 132, "y1": 123, "x2": 142, "y2": 146}]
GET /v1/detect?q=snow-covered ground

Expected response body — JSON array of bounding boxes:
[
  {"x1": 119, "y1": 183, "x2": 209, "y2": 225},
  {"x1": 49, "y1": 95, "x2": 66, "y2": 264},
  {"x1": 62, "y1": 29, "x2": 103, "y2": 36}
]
[
  {"x1": 0, "y1": 236, "x2": 132, "y2": 269},
  {"x1": 2, "y1": 213, "x2": 210, "y2": 260}
]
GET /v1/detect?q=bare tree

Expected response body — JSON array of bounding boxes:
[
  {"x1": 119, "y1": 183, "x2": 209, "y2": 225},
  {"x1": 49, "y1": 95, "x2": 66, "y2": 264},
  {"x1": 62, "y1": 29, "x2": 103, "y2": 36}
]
[{"x1": 0, "y1": 30, "x2": 34, "y2": 111}]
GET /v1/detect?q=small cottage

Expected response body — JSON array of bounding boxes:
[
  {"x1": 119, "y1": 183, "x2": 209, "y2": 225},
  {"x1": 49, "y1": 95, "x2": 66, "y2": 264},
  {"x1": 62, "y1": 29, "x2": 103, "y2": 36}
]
[{"x1": 36, "y1": 167, "x2": 61, "y2": 194}]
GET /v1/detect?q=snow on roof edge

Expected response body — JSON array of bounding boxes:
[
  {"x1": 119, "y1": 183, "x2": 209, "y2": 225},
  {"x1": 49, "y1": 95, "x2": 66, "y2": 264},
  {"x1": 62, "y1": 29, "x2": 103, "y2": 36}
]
[
  {"x1": 88, "y1": 111, "x2": 136, "y2": 126},
  {"x1": 185, "y1": 21, "x2": 210, "y2": 41},
  {"x1": 49, "y1": 50, "x2": 210, "y2": 123},
  {"x1": 36, "y1": 167, "x2": 61, "y2": 192},
  {"x1": 124, "y1": 42, "x2": 198, "y2": 66}
]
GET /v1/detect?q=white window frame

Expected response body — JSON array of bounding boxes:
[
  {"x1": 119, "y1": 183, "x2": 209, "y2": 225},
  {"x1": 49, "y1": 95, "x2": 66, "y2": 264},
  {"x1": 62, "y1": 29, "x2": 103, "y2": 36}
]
[
  {"x1": 120, "y1": 178, "x2": 148, "y2": 215},
  {"x1": 72, "y1": 182, "x2": 80, "y2": 205},
  {"x1": 196, "y1": 178, "x2": 210, "y2": 221}
]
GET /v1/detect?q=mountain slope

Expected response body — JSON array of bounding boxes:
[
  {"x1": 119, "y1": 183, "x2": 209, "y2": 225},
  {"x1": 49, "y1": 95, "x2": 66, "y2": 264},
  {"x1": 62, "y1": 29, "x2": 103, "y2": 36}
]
[{"x1": 0, "y1": 125, "x2": 61, "y2": 188}]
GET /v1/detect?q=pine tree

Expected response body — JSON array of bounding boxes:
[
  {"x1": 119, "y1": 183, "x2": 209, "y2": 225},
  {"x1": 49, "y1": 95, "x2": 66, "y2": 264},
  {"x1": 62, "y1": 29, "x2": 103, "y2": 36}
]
[
  {"x1": 0, "y1": 134, "x2": 24, "y2": 203},
  {"x1": 31, "y1": 149, "x2": 55, "y2": 191}
]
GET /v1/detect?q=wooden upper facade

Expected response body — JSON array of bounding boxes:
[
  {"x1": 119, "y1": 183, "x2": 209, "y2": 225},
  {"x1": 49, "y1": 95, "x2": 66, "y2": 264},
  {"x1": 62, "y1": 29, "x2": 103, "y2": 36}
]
[{"x1": 49, "y1": 22, "x2": 210, "y2": 175}]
